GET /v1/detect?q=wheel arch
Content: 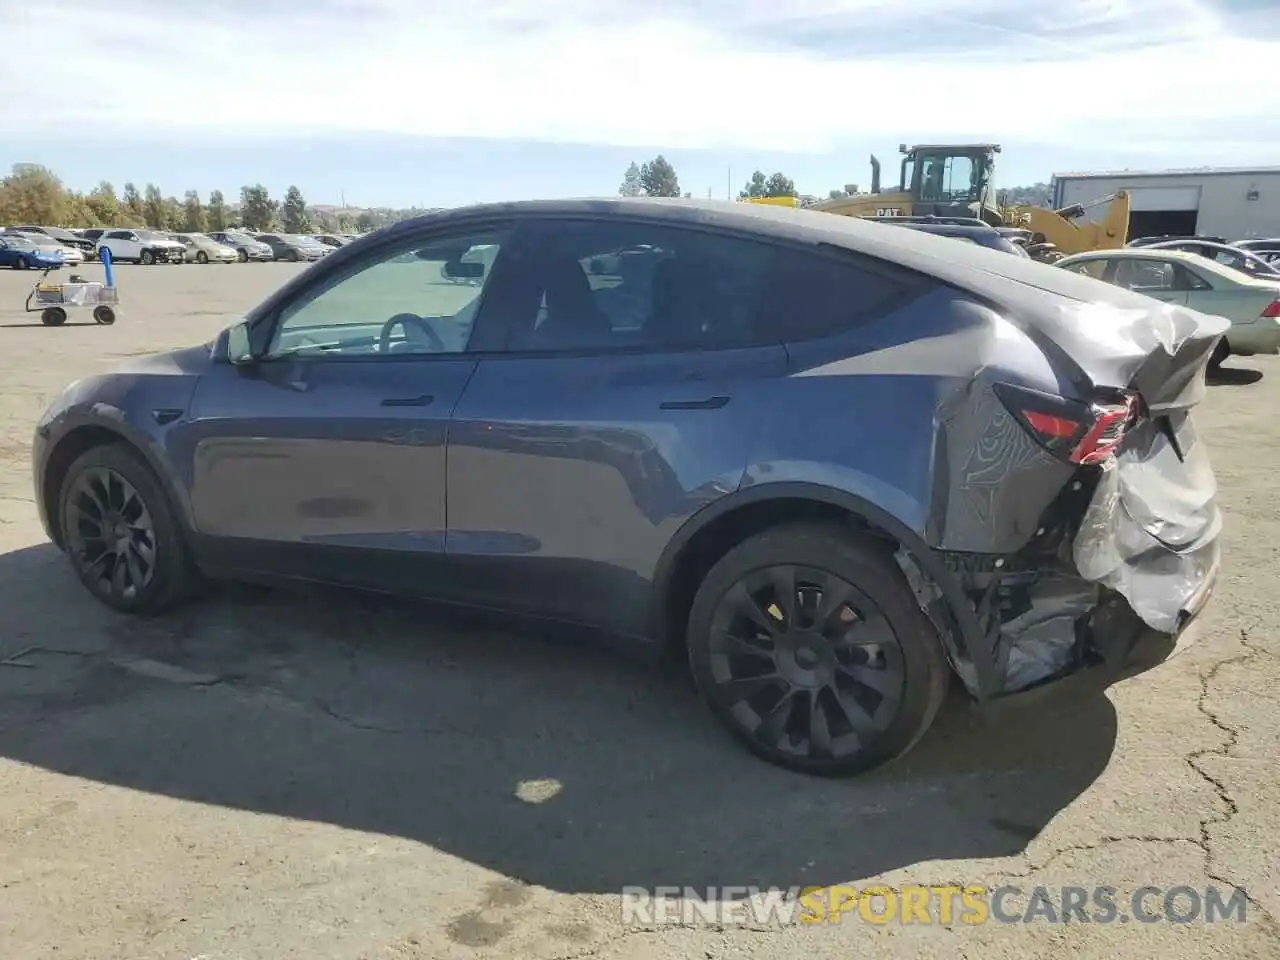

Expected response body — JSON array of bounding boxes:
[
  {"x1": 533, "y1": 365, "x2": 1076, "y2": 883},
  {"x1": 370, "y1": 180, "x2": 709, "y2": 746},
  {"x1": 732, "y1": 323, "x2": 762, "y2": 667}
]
[
  {"x1": 41, "y1": 419, "x2": 195, "y2": 551},
  {"x1": 650, "y1": 481, "x2": 995, "y2": 695}
]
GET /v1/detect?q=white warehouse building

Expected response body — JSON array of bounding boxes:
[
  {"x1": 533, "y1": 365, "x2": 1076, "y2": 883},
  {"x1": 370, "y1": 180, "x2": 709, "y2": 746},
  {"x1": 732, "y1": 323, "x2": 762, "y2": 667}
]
[{"x1": 1050, "y1": 166, "x2": 1280, "y2": 242}]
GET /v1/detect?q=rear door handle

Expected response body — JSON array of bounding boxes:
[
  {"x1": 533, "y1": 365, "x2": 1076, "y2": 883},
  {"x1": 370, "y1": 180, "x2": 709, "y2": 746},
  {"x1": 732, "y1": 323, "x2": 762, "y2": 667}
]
[
  {"x1": 381, "y1": 394, "x2": 434, "y2": 407},
  {"x1": 659, "y1": 395, "x2": 730, "y2": 410}
]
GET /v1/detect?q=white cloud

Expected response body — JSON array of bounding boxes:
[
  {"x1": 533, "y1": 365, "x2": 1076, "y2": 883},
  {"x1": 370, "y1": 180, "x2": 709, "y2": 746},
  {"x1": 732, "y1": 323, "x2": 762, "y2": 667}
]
[{"x1": 1, "y1": 0, "x2": 1276, "y2": 154}]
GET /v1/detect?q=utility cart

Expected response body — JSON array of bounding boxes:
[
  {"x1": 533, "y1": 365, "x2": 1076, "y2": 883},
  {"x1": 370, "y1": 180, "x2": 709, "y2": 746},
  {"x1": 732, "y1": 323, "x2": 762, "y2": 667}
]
[{"x1": 24, "y1": 248, "x2": 120, "y2": 326}]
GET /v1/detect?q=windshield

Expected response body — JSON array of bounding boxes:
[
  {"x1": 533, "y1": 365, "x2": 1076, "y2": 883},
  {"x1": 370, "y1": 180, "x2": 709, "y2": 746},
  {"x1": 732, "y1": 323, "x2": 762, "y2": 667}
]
[
  {"x1": 2, "y1": 237, "x2": 38, "y2": 250},
  {"x1": 20, "y1": 234, "x2": 59, "y2": 246}
]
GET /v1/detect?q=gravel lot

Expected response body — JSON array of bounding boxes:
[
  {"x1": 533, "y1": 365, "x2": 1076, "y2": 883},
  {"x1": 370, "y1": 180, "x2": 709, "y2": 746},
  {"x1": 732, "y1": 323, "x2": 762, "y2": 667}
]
[{"x1": 0, "y1": 262, "x2": 1278, "y2": 959}]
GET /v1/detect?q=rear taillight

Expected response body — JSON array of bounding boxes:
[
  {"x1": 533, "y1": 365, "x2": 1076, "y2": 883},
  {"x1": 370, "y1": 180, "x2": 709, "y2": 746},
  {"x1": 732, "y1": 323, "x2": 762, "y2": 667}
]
[
  {"x1": 1261, "y1": 300, "x2": 1280, "y2": 319},
  {"x1": 995, "y1": 383, "x2": 1137, "y2": 466}
]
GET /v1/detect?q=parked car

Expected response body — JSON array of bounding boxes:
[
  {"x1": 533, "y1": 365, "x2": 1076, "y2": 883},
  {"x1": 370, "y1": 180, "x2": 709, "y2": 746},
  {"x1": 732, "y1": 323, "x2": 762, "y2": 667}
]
[
  {"x1": 79, "y1": 228, "x2": 109, "y2": 249},
  {"x1": 169, "y1": 232, "x2": 239, "y2": 264},
  {"x1": 865, "y1": 216, "x2": 1030, "y2": 257},
  {"x1": 31, "y1": 198, "x2": 1225, "y2": 776},
  {"x1": 95, "y1": 229, "x2": 187, "y2": 265},
  {"x1": 10, "y1": 225, "x2": 95, "y2": 259},
  {"x1": 1056, "y1": 247, "x2": 1280, "y2": 368},
  {"x1": 1142, "y1": 239, "x2": 1280, "y2": 280},
  {"x1": 257, "y1": 233, "x2": 327, "y2": 261},
  {"x1": 0, "y1": 233, "x2": 65, "y2": 269},
  {"x1": 15, "y1": 231, "x2": 84, "y2": 265},
  {"x1": 311, "y1": 234, "x2": 350, "y2": 248},
  {"x1": 208, "y1": 231, "x2": 274, "y2": 262},
  {"x1": 1231, "y1": 238, "x2": 1280, "y2": 265},
  {"x1": 1128, "y1": 234, "x2": 1228, "y2": 248}
]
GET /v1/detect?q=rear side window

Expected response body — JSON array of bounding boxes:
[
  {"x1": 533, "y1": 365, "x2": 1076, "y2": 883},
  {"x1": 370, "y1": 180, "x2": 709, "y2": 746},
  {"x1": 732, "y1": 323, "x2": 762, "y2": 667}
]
[{"x1": 754, "y1": 245, "x2": 928, "y2": 343}]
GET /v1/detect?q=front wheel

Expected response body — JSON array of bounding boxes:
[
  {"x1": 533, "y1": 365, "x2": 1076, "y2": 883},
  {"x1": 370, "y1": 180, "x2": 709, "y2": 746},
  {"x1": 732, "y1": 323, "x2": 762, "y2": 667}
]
[
  {"x1": 237, "y1": 248, "x2": 248, "y2": 262},
  {"x1": 287, "y1": 249, "x2": 299, "y2": 262},
  {"x1": 41, "y1": 307, "x2": 67, "y2": 326},
  {"x1": 196, "y1": 251, "x2": 208, "y2": 264},
  {"x1": 58, "y1": 444, "x2": 196, "y2": 613},
  {"x1": 687, "y1": 523, "x2": 949, "y2": 777}
]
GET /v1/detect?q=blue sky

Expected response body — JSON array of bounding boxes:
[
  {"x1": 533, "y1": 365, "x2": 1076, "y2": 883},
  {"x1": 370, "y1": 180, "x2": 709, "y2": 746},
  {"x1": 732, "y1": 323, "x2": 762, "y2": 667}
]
[{"x1": 4, "y1": 0, "x2": 1280, "y2": 208}]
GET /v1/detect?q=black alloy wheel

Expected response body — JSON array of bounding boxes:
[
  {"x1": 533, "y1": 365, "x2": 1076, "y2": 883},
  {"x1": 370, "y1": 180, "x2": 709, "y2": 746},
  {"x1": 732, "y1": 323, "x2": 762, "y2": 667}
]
[
  {"x1": 65, "y1": 465, "x2": 157, "y2": 603},
  {"x1": 59, "y1": 444, "x2": 196, "y2": 613},
  {"x1": 688, "y1": 524, "x2": 948, "y2": 776}
]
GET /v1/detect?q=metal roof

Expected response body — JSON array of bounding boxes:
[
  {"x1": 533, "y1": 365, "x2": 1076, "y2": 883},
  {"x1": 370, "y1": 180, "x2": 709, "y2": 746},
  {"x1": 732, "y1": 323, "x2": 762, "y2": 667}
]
[{"x1": 1054, "y1": 166, "x2": 1280, "y2": 180}]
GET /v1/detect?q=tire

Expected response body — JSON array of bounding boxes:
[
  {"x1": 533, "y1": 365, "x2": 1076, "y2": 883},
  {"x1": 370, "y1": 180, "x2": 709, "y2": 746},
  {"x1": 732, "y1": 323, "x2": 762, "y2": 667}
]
[
  {"x1": 196, "y1": 251, "x2": 208, "y2": 264},
  {"x1": 58, "y1": 443, "x2": 196, "y2": 614},
  {"x1": 93, "y1": 305, "x2": 116, "y2": 325},
  {"x1": 686, "y1": 522, "x2": 949, "y2": 777},
  {"x1": 14, "y1": 255, "x2": 29, "y2": 270},
  {"x1": 41, "y1": 307, "x2": 67, "y2": 326},
  {"x1": 1208, "y1": 338, "x2": 1229, "y2": 372},
  {"x1": 237, "y1": 248, "x2": 248, "y2": 262},
  {"x1": 287, "y1": 249, "x2": 299, "y2": 262},
  {"x1": 140, "y1": 249, "x2": 155, "y2": 265}
]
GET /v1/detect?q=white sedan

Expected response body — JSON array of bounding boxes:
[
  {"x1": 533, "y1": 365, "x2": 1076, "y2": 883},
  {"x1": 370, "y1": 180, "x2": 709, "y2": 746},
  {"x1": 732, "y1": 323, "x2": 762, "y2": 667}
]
[
  {"x1": 1055, "y1": 247, "x2": 1280, "y2": 368},
  {"x1": 14, "y1": 231, "x2": 83, "y2": 265}
]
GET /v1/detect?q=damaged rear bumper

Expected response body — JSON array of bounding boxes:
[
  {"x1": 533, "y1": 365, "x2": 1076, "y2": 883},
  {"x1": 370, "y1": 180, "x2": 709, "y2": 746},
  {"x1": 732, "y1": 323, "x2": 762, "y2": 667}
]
[{"x1": 920, "y1": 410, "x2": 1221, "y2": 699}]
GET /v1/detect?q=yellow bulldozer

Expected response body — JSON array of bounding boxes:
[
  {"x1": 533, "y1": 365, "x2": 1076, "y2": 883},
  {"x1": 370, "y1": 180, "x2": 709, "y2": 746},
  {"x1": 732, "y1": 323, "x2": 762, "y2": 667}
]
[{"x1": 746, "y1": 143, "x2": 1131, "y2": 260}]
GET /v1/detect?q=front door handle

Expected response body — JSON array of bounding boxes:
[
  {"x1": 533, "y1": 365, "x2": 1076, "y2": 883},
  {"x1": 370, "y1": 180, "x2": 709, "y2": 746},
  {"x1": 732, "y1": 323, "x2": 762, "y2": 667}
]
[
  {"x1": 381, "y1": 394, "x2": 434, "y2": 407},
  {"x1": 659, "y1": 395, "x2": 730, "y2": 410}
]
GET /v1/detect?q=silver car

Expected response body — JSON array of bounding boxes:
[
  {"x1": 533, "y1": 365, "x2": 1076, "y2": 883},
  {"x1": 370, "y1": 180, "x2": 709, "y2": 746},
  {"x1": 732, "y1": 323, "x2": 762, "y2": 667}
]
[{"x1": 170, "y1": 233, "x2": 239, "y2": 264}]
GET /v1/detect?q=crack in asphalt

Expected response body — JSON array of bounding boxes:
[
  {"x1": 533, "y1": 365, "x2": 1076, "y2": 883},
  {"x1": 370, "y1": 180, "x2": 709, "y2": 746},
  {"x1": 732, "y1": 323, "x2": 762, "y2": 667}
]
[{"x1": 1185, "y1": 629, "x2": 1277, "y2": 927}]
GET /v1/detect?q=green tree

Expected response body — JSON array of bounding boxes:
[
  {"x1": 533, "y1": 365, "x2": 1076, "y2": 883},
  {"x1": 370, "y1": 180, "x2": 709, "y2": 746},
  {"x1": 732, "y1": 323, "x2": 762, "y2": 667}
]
[
  {"x1": 740, "y1": 171, "x2": 796, "y2": 199},
  {"x1": 142, "y1": 184, "x2": 165, "y2": 227},
  {"x1": 281, "y1": 185, "x2": 311, "y2": 233},
  {"x1": 619, "y1": 162, "x2": 643, "y2": 197},
  {"x1": 827, "y1": 184, "x2": 859, "y2": 200},
  {"x1": 239, "y1": 184, "x2": 277, "y2": 231},
  {"x1": 639, "y1": 155, "x2": 680, "y2": 197},
  {"x1": 356, "y1": 211, "x2": 375, "y2": 233},
  {"x1": 122, "y1": 182, "x2": 144, "y2": 223},
  {"x1": 0, "y1": 164, "x2": 67, "y2": 225},
  {"x1": 162, "y1": 196, "x2": 184, "y2": 230},
  {"x1": 63, "y1": 192, "x2": 98, "y2": 227},
  {"x1": 86, "y1": 181, "x2": 120, "y2": 224},
  {"x1": 182, "y1": 190, "x2": 205, "y2": 232},
  {"x1": 206, "y1": 190, "x2": 227, "y2": 230},
  {"x1": 764, "y1": 172, "x2": 796, "y2": 197},
  {"x1": 739, "y1": 171, "x2": 768, "y2": 199}
]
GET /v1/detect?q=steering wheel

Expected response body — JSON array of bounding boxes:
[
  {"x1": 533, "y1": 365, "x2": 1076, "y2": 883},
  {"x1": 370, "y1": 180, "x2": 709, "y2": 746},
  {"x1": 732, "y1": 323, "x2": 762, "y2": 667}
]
[{"x1": 378, "y1": 313, "x2": 446, "y2": 354}]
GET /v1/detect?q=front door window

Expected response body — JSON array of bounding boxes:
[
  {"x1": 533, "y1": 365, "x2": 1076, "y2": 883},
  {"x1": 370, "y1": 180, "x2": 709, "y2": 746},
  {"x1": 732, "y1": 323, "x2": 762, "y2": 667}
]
[{"x1": 267, "y1": 228, "x2": 511, "y2": 358}]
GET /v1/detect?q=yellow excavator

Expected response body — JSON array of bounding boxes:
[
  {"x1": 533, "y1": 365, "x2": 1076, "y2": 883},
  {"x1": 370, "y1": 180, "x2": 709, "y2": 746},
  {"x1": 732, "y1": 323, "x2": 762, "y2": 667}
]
[{"x1": 746, "y1": 143, "x2": 1131, "y2": 259}]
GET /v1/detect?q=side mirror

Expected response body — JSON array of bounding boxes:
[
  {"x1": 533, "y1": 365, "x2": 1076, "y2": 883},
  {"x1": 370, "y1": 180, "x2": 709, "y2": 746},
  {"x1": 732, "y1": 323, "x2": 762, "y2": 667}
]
[
  {"x1": 225, "y1": 320, "x2": 255, "y2": 365},
  {"x1": 443, "y1": 259, "x2": 484, "y2": 280}
]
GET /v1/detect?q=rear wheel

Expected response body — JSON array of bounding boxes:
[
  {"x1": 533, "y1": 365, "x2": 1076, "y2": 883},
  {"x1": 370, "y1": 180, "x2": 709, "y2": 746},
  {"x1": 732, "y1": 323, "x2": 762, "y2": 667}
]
[
  {"x1": 687, "y1": 523, "x2": 949, "y2": 776},
  {"x1": 93, "y1": 305, "x2": 116, "y2": 325},
  {"x1": 140, "y1": 250, "x2": 155, "y2": 265},
  {"x1": 287, "y1": 249, "x2": 299, "y2": 262},
  {"x1": 58, "y1": 444, "x2": 196, "y2": 614},
  {"x1": 41, "y1": 307, "x2": 67, "y2": 326},
  {"x1": 14, "y1": 255, "x2": 29, "y2": 270},
  {"x1": 237, "y1": 248, "x2": 248, "y2": 262}
]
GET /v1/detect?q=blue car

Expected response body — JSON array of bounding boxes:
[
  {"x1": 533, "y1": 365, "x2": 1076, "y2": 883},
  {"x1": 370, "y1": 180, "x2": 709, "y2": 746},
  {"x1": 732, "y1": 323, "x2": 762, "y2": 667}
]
[{"x1": 0, "y1": 234, "x2": 64, "y2": 270}]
